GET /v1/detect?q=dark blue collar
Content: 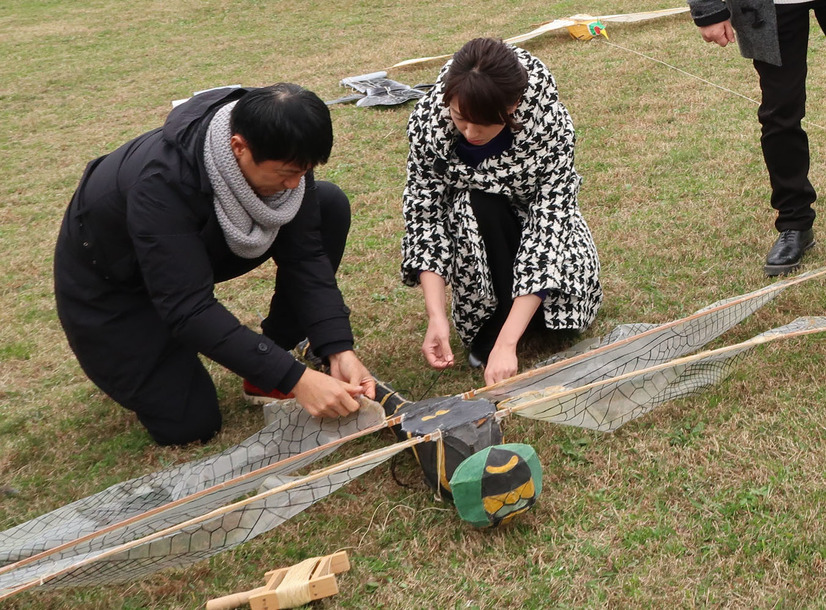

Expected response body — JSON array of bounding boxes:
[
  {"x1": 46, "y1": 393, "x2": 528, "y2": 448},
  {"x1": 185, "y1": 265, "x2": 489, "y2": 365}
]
[{"x1": 455, "y1": 127, "x2": 513, "y2": 168}]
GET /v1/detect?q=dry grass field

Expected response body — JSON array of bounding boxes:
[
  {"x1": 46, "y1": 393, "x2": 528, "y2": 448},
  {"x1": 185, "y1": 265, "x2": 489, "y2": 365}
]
[{"x1": 1, "y1": 1, "x2": 825, "y2": 608}]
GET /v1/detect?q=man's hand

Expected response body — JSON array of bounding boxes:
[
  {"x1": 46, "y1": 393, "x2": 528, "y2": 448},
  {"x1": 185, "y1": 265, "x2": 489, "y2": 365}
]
[
  {"x1": 699, "y1": 20, "x2": 735, "y2": 47},
  {"x1": 291, "y1": 349, "x2": 377, "y2": 419},
  {"x1": 291, "y1": 368, "x2": 363, "y2": 418},
  {"x1": 329, "y1": 350, "x2": 376, "y2": 400}
]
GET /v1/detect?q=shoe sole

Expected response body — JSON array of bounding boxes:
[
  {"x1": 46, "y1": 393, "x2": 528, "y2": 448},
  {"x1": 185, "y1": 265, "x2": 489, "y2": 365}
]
[{"x1": 764, "y1": 240, "x2": 815, "y2": 277}]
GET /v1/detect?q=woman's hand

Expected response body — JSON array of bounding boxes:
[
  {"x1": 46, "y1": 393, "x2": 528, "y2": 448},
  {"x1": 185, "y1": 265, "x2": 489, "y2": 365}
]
[
  {"x1": 422, "y1": 316, "x2": 455, "y2": 369},
  {"x1": 419, "y1": 271, "x2": 454, "y2": 369},
  {"x1": 483, "y1": 344, "x2": 518, "y2": 386},
  {"x1": 482, "y1": 293, "x2": 543, "y2": 386}
]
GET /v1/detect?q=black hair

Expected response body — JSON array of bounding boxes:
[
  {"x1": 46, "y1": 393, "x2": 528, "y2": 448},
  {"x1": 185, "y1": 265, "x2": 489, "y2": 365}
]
[
  {"x1": 230, "y1": 83, "x2": 333, "y2": 167},
  {"x1": 443, "y1": 38, "x2": 528, "y2": 131}
]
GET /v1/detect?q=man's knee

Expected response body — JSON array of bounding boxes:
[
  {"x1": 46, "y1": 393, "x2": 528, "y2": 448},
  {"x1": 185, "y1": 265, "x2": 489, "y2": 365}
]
[
  {"x1": 131, "y1": 358, "x2": 223, "y2": 446},
  {"x1": 316, "y1": 181, "x2": 351, "y2": 228},
  {"x1": 140, "y1": 408, "x2": 222, "y2": 447},
  {"x1": 316, "y1": 181, "x2": 351, "y2": 271}
]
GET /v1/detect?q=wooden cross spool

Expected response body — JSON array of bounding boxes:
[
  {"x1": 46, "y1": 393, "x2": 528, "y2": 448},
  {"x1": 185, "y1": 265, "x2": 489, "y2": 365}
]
[{"x1": 206, "y1": 551, "x2": 350, "y2": 610}]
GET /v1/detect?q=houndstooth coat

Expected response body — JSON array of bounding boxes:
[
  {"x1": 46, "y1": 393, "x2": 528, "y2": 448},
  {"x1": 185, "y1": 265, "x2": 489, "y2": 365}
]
[{"x1": 401, "y1": 46, "x2": 603, "y2": 347}]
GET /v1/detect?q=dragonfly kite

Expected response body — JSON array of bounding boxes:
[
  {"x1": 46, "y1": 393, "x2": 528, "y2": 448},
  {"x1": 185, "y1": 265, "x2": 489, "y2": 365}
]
[{"x1": 1, "y1": 267, "x2": 825, "y2": 599}]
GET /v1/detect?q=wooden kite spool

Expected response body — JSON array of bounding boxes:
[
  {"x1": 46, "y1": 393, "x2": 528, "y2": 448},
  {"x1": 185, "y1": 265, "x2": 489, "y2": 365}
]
[{"x1": 206, "y1": 551, "x2": 350, "y2": 610}]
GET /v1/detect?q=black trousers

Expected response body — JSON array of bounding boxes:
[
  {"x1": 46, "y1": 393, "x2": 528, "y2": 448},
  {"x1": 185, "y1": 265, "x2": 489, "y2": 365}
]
[
  {"x1": 467, "y1": 190, "x2": 543, "y2": 360},
  {"x1": 754, "y1": 2, "x2": 825, "y2": 232},
  {"x1": 260, "y1": 183, "x2": 351, "y2": 349},
  {"x1": 54, "y1": 181, "x2": 350, "y2": 446}
]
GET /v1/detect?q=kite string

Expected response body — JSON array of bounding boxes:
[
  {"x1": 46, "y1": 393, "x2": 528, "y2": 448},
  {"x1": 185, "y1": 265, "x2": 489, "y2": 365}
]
[
  {"x1": 601, "y1": 39, "x2": 826, "y2": 132},
  {"x1": 415, "y1": 367, "x2": 445, "y2": 402}
]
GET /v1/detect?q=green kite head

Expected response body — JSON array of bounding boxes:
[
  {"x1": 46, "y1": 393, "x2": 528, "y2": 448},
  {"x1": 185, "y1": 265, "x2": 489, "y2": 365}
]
[{"x1": 449, "y1": 443, "x2": 543, "y2": 528}]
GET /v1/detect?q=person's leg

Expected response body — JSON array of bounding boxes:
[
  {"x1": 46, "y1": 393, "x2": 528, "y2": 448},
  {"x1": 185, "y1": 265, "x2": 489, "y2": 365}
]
[
  {"x1": 315, "y1": 180, "x2": 351, "y2": 272},
  {"x1": 754, "y1": 3, "x2": 816, "y2": 231},
  {"x1": 816, "y1": 2, "x2": 826, "y2": 32},
  {"x1": 466, "y1": 190, "x2": 522, "y2": 362},
  {"x1": 755, "y1": 4, "x2": 818, "y2": 274},
  {"x1": 133, "y1": 352, "x2": 221, "y2": 446},
  {"x1": 55, "y1": 238, "x2": 221, "y2": 446},
  {"x1": 261, "y1": 181, "x2": 351, "y2": 351}
]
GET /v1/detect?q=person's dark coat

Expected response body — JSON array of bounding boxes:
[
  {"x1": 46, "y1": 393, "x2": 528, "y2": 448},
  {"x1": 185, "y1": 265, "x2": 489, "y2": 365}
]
[
  {"x1": 55, "y1": 87, "x2": 353, "y2": 403},
  {"x1": 687, "y1": 0, "x2": 781, "y2": 65}
]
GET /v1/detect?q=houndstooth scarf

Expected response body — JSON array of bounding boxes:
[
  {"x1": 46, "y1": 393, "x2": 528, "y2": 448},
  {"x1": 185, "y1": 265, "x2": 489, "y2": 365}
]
[{"x1": 204, "y1": 101, "x2": 304, "y2": 259}]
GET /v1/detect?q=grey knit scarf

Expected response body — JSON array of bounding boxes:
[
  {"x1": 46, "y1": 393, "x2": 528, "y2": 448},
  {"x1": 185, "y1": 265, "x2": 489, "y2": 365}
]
[{"x1": 204, "y1": 101, "x2": 305, "y2": 259}]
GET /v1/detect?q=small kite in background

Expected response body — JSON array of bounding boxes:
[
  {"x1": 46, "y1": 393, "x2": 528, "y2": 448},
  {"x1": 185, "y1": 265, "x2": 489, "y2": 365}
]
[{"x1": 391, "y1": 7, "x2": 689, "y2": 70}]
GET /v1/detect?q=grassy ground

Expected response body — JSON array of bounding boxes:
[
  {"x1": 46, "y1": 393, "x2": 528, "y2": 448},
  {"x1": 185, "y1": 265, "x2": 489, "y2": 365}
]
[{"x1": 1, "y1": 1, "x2": 825, "y2": 608}]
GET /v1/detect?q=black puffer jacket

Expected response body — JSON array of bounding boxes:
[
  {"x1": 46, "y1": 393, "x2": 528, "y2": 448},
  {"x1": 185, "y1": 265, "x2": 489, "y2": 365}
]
[{"x1": 58, "y1": 87, "x2": 353, "y2": 393}]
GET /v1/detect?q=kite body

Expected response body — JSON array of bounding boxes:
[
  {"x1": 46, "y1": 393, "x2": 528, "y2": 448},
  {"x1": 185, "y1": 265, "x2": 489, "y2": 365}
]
[{"x1": 566, "y1": 18, "x2": 609, "y2": 41}]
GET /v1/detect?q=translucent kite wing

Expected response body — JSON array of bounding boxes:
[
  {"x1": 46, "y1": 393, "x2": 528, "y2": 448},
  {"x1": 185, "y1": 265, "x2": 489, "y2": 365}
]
[
  {"x1": 0, "y1": 400, "x2": 386, "y2": 570},
  {"x1": 498, "y1": 317, "x2": 826, "y2": 431},
  {"x1": 0, "y1": 433, "x2": 431, "y2": 597},
  {"x1": 588, "y1": 8, "x2": 690, "y2": 24},
  {"x1": 502, "y1": 17, "x2": 580, "y2": 45},
  {"x1": 470, "y1": 267, "x2": 826, "y2": 403}
]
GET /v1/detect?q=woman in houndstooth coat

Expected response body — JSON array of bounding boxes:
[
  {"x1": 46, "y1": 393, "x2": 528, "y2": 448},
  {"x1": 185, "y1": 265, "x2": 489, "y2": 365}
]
[{"x1": 401, "y1": 38, "x2": 603, "y2": 385}]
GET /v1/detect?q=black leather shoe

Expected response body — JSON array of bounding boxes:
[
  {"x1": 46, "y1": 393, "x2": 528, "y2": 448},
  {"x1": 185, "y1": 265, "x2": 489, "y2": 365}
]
[{"x1": 764, "y1": 228, "x2": 815, "y2": 276}]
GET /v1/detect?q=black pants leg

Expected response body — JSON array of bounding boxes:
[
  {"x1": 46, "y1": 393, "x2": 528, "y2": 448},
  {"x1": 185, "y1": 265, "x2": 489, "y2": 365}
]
[
  {"x1": 261, "y1": 181, "x2": 351, "y2": 350},
  {"x1": 753, "y1": 3, "x2": 822, "y2": 232},
  {"x1": 467, "y1": 190, "x2": 523, "y2": 360},
  {"x1": 54, "y1": 231, "x2": 222, "y2": 446}
]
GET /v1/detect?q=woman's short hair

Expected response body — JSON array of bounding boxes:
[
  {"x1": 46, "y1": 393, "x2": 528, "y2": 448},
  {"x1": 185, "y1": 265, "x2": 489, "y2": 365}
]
[
  {"x1": 230, "y1": 83, "x2": 333, "y2": 167},
  {"x1": 443, "y1": 38, "x2": 528, "y2": 131}
]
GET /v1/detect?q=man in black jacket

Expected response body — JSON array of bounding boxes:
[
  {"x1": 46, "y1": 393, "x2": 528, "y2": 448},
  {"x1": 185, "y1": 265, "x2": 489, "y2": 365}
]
[{"x1": 54, "y1": 84, "x2": 376, "y2": 446}]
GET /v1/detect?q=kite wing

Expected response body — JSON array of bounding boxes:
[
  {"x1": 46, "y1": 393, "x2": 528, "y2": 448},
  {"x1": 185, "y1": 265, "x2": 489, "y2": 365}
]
[
  {"x1": 470, "y1": 267, "x2": 826, "y2": 402},
  {"x1": 502, "y1": 18, "x2": 581, "y2": 45},
  {"x1": 0, "y1": 433, "x2": 431, "y2": 598},
  {"x1": 498, "y1": 317, "x2": 826, "y2": 431},
  {"x1": 0, "y1": 401, "x2": 386, "y2": 572},
  {"x1": 589, "y1": 8, "x2": 691, "y2": 24}
]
